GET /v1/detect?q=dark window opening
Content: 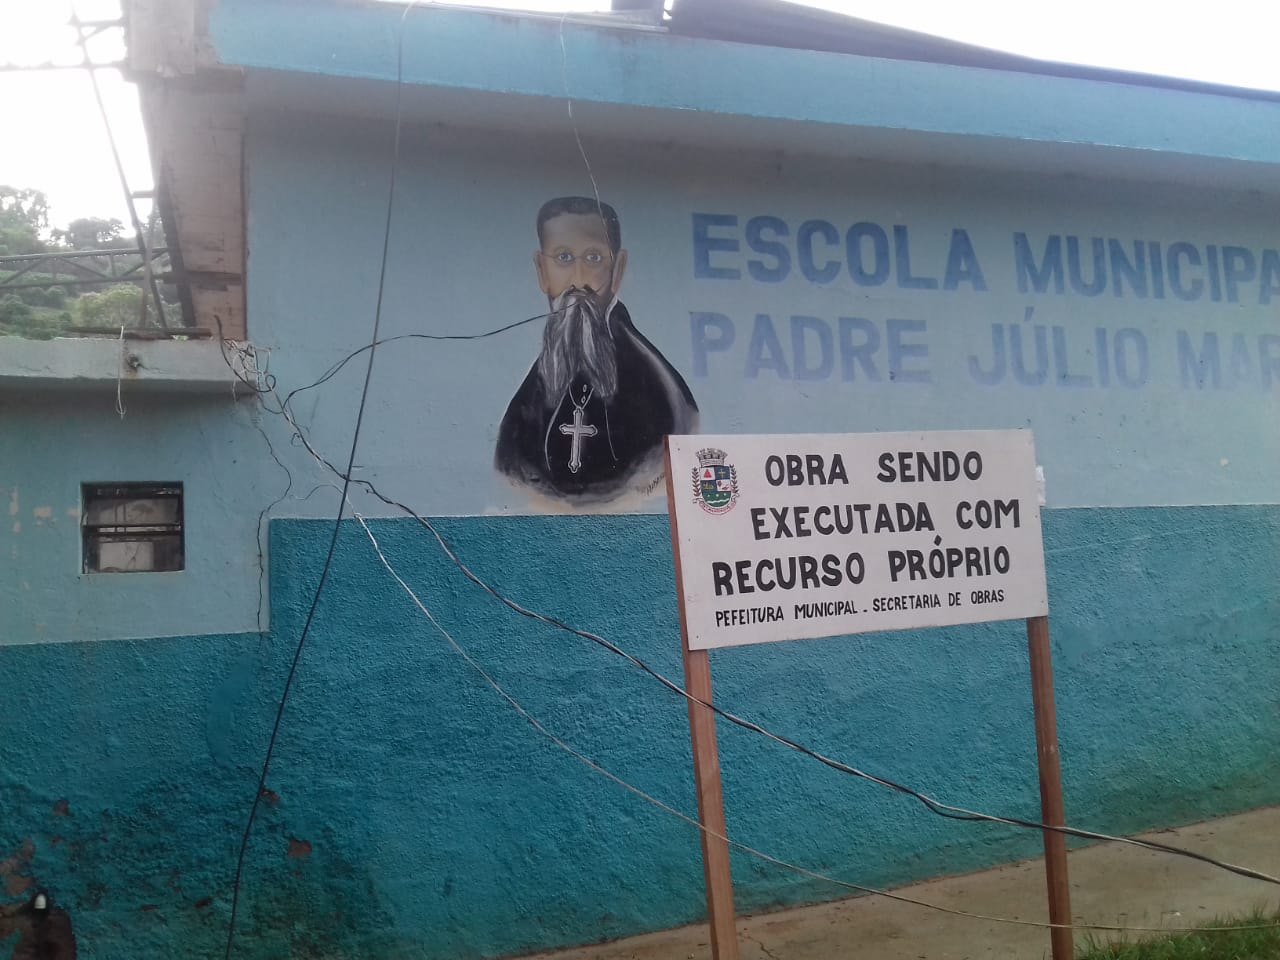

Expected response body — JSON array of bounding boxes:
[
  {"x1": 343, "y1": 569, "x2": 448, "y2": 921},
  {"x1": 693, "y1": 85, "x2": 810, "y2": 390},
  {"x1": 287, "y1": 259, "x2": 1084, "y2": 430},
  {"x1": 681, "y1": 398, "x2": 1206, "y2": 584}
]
[{"x1": 82, "y1": 483, "x2": 184, "y2": 574}]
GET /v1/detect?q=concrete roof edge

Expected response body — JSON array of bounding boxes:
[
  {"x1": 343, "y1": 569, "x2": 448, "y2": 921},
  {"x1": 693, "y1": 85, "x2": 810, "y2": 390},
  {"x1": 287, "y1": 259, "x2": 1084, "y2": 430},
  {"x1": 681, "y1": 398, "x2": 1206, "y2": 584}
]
[{"x1": 203, "y1": 0, "x2": 1280, "y2": 174}]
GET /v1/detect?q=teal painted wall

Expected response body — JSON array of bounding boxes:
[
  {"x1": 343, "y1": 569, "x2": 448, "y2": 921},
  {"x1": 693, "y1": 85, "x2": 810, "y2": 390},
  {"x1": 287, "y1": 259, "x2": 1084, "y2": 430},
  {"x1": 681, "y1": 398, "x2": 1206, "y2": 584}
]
[{"x1": 2, "y1": 509, "x2": 1277, "y2": 957}]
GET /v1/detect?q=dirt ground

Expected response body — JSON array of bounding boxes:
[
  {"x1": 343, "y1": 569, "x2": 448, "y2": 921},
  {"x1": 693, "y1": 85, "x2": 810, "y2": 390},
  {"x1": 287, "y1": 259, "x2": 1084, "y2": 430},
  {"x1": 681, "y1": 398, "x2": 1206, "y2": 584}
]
[{"x1": 521, "y1": 806, "x2": 1280, "y2": 960}]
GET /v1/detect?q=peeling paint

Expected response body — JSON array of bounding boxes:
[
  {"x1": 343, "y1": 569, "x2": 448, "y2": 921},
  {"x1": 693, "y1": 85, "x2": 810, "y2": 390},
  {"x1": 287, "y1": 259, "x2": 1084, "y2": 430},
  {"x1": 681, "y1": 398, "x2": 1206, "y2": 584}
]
[
  {"x1": 32, "y1": 507, "x2": 52, "y2": 526},
  {"x1": 8, "y1": 488, "x2": 17, "y2": 516},
  {"x1": 286, "y1": 838, "x2": 312, "y2": 859},
  {"x1": 11, "y1": 522, "x2": 18, "y2": 536}
]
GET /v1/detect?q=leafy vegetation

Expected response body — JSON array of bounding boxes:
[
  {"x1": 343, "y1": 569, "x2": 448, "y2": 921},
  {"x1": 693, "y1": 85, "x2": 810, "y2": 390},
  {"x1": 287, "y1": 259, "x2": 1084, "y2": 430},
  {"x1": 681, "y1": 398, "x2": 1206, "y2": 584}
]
[
  {"x1": 0, "y1": 184, "x2": 177, "y2": 339},
  {"x1": 1079, "y1": 911, "x2": 1280, "y2": 960},
  {"x1": 0, "y1": 186, "x2": 49, "y2": 256}
]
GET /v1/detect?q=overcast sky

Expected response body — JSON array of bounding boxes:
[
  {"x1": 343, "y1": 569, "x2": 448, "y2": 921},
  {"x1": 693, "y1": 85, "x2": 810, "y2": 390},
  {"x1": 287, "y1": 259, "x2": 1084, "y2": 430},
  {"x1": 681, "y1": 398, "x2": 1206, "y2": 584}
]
[{"x1": 4, "y1": 0, "x2": 1280, "y2": 228}]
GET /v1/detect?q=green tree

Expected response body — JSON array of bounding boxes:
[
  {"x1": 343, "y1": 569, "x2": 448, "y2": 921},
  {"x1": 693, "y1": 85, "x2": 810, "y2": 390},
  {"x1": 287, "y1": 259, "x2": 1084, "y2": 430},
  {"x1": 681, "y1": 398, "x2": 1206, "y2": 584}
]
[
  {"x1": 0, "y1": 186, "x2": 50, "y2": 255},
  {"x1": 15, "y1": 286, "x2": 67, "y2": 309},
  {"x1": 0, "y1": 295, "x2": 62, "y2": 340},
  {"x1": 74, "y1": 284, "x2": 147, "y2": 328},
  {"x1": 0, "y1": 295, "x2": 33, "y2": 325},
  {"x1": 0, "y1": 187, "x2": 181, "y2": 338},
  {"x1": 53, "y1": 216, "x2": 131, "y2": 250}
]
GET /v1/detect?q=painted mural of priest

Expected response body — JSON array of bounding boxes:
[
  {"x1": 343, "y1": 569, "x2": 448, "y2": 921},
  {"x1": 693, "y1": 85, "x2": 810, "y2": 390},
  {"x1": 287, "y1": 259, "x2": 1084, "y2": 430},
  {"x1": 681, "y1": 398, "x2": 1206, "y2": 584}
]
[{"x1": 495, "y1": 196, "x2": 699, "y2": 506}]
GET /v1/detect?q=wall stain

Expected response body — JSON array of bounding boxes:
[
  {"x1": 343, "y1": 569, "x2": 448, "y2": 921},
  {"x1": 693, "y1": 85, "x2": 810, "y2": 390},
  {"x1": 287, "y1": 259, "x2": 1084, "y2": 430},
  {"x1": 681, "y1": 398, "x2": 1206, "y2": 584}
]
[
  {"x1": 0, "y1": 843, "x2": 33, "y2": 898},
  {"x1": 0, "y1": 890, "x2": 77, "y2": 959},
  {"x1": 3, "y1": 788, "x2": 408, "y2": 959},
  {"x1": 0, "y1": 843, "x2": 74, "y2": 955}
]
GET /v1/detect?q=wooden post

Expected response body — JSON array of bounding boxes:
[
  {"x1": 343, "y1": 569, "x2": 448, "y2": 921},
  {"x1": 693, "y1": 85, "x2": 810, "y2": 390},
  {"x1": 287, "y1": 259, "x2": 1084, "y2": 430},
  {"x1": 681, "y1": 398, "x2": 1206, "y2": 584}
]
[
  {"x1": 665, "y1": 440, "x2": 740, "y2": 960},
  {"x1": 1026, "y1": 615, "x2": 1073, "y2": 960}
]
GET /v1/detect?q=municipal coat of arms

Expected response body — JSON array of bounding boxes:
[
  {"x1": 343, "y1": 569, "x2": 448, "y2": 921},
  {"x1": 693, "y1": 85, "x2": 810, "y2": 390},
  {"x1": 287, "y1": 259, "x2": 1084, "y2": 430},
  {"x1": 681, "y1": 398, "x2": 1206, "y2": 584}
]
[{"x1": 692, "y1": 447, "x2": 739, "y2": 515}]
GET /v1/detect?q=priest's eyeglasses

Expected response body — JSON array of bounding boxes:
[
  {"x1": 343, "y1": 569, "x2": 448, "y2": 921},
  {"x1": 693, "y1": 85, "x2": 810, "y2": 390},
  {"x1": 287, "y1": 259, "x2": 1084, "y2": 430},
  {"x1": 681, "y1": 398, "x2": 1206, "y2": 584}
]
[{"x1": 541, "y1": 249, "x2": 611, "y2": 265}]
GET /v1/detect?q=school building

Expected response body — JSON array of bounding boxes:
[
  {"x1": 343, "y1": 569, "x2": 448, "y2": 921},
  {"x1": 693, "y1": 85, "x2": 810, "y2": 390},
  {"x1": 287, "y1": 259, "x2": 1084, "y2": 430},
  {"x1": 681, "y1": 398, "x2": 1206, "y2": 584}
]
[{"x1": 1, "y1": 0, "x2": 1277, "y2": 956}]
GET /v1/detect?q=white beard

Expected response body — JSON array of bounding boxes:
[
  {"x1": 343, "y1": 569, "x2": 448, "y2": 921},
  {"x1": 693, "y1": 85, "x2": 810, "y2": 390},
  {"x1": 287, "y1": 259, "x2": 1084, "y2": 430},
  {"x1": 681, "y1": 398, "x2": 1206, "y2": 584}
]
[{"x1": 536, "y1": 288, "x2": 618, "y2": 408}]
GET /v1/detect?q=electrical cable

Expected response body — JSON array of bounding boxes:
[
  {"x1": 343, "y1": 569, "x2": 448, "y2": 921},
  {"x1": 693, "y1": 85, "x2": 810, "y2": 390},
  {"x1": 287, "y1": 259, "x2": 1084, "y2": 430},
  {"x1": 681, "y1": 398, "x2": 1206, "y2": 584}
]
[
  {"x1": 353, "y1": 511, "x2": 1280, "y2": 936},
  {"x1": 251, "y1": 416, "x2": 294, "y2": 633},
  {"x1": 222, "y1": 4, "x2": 420, "y2": 956},
  {"x1": 261, "y1": 397, "x2": 1280, "y2": 891},
  {"x1": 556, "y1": 13, "x2": 622, "y2": 298},
  {"x1": 114, "y1": 323, "x2": 126, "y2": 418},
  {"x1": 277, "y1": 315, "x2": 548, "y2": 417},
  {"x1": 216, "y1": 318, "x2": 550, "y2": 423},
  {"x1": 558, "y1": 13, "x2": 604, "y2": 213}
]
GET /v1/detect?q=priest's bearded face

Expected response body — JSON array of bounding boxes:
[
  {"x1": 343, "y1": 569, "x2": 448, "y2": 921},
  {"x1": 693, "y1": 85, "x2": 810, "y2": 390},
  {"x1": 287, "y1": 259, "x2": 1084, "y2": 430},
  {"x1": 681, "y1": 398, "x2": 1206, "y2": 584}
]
[{"x1": 533, "y1": 212, "x2": 629, "y2": 407}]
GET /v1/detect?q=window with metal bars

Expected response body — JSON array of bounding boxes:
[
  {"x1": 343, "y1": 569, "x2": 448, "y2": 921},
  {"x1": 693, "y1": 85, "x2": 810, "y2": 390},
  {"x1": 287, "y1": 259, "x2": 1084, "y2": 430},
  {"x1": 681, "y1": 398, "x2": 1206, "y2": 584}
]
[{"x1": 81, "y1": 482, "x2": 184, "y2": 573}]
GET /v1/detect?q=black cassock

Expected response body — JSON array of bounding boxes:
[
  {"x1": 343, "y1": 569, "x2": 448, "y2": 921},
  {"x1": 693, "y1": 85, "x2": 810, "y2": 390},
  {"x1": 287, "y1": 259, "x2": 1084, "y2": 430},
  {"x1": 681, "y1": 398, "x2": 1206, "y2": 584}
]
[{"x1": 495, "y1": 301, "x2": 699, "y2": 503}]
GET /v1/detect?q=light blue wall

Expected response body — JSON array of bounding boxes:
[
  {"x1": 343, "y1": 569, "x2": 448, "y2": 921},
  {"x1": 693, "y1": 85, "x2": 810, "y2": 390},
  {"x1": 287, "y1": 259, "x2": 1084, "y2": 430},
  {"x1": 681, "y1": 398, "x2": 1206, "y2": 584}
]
[
  {"x1": 0, "y1": 392, "x2": 278, "y2": 643},
  {"x1": 247, "y1": 116, "x2": 1280, "y2": 513},
  {"x1": 5, "y1": 111, "x2": 1276, "y2": 645}
]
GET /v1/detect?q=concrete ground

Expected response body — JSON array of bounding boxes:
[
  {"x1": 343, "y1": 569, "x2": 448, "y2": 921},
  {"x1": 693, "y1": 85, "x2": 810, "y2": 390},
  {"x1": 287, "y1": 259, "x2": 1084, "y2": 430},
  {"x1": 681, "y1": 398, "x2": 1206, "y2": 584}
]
[{"x1": 523, "y1": 806, "x2": 1280, "y2": 960}]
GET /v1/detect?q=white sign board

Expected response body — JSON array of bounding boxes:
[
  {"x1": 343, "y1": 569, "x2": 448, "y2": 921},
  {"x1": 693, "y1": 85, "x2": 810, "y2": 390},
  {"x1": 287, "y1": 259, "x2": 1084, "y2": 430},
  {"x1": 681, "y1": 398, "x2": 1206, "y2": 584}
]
[{"x1": 667, "y1": 430, "x2": 1048, "y2": 650}]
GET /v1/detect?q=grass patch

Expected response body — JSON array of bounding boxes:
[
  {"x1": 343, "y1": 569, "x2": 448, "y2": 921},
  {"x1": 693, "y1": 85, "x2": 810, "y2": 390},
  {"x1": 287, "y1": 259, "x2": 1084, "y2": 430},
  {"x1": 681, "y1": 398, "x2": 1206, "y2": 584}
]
[{"x1": 1078, "y1": 910, "x2": 1280, "y2": 959}]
